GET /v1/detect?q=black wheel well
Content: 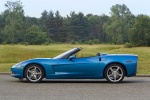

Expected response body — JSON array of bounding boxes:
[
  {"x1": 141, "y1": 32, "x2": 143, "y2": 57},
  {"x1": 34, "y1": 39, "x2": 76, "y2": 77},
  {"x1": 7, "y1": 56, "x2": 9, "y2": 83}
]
[
  {"x1": 23, "y1": 63, "x2": 46, "y2": 78},
  {"x1": 103, "y1": 62, "x2": 127, "y2": 78}
]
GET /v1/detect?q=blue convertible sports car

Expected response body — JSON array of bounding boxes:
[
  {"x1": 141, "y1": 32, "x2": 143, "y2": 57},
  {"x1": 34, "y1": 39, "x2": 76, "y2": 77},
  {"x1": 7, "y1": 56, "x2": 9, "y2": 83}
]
[{"x1": 11, "y1": 47, "x2": 138, "y2": 83}]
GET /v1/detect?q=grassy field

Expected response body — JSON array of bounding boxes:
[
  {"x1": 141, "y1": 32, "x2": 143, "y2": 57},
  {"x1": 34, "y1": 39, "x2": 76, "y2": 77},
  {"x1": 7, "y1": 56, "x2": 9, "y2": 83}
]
[{"x1": 0, "y1": 44, "x2": 150, "y2": 74}]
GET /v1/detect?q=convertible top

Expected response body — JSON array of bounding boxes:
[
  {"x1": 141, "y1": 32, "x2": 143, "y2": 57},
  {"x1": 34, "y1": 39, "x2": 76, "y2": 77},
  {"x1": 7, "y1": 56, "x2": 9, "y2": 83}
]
[{"x1": 53, "y1": 47, "x2": 82, "y2": 59}]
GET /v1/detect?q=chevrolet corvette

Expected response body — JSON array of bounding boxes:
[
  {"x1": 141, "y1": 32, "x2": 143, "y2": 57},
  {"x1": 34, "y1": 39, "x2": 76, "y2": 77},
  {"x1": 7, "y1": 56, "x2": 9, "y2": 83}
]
[{"x1": 11, "y1": 47, "x2": 138, "y2": 83}]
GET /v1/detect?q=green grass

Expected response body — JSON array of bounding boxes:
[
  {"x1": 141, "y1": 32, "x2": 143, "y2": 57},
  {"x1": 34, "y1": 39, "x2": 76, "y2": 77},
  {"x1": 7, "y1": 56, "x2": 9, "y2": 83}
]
[{"x1": 0, "y1": 44, "x2": 150, "y2": 74}]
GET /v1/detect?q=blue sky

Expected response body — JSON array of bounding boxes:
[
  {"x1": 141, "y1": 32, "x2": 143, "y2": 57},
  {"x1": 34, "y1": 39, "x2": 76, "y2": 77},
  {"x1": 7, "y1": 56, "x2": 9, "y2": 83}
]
[{"x1": 0, "y1": 0, "x2": 150, "y2": 18}]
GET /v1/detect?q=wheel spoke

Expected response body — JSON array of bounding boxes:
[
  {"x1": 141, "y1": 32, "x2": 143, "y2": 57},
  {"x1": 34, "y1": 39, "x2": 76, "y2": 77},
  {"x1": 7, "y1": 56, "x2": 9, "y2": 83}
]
[
  {"x1": 108, "y1": 75, "x2": 114, "y2": 80},
  {"x1": 28, "y1": 70, "x2": 33, "y2": 74},
  {"x1": 29, "y1": 74, "x2": 34, "y2": 79},
  {"x1": 36, "y1": 72, "x2": 41, "y2": 75},
  {"x1": 34, "y1": 67, "x2": 37, "y2": 71},
  {"x1": 108, "y1": 74, "x2": 113, "y2": 77},
  {"x1": 27, "y1": 69, "x2": 41, "y2": 81},
  {"x1": 117, "y1": 73, "x2": 123, "y2": 77},
  {"x1": 110, "y1": 67, "x2": 114, "y2": 72},
  {"x1": 34, "y1": 75, "x2": 37, "y2": 80},
  {"x1": 116, "y1": 67, "x2": 120, "y2": 72},
  {"x1": 114, "y1": 76, "x2": 117, "y2": 81}
]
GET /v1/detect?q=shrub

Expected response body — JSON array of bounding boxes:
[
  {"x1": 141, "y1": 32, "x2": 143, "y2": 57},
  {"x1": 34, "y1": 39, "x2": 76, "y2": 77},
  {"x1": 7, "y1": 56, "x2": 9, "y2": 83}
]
[
  {"x1": 93, "y1": 39, "x2": 100, "y2": 44},
  {"x1": 43, "y1": 42, "x2": 49, "y2": 45},
  {"x1": 76, "y1": 40, "x2": 83, "y2": 44},
  {"x1": 71, "y1": 41, "x2": 75, "y2": 44},
  {"x1": 21, "y1": 42, "x2": 29, "y2": 46},
  {"x1": 124, "y1": 42, "x2": 133, "y2": 48},
  {"x1": 85, "y1": 40, "x2": 93, "y2": 45},
  {"x1": 2, "y1": 42, "x2": 6, "y2": 45}
]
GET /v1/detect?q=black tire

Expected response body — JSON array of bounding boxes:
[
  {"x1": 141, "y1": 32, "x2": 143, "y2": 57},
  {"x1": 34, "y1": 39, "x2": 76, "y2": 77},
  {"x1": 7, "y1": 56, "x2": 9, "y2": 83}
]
[
  {"x1": 104, "y1": 63, "x2": 125, "y2": 83},
  {"x1": 24, "y1": 64, "x2": 44, "y2": 83}
]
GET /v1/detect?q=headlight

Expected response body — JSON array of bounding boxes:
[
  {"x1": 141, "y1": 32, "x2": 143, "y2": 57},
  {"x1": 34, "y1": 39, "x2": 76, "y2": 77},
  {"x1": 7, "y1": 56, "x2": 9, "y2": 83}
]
[
  {"x1": 12, "y1": 62, "x2": 23, "y2": 69},
  {"x1": 17, "y1": 65, "x2": 23, "y2": 69}
]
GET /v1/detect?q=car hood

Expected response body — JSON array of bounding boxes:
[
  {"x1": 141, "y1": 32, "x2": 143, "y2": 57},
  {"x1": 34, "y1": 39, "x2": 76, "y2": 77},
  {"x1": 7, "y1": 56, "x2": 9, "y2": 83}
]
[{"x1": 20, "y1": 58, "x2": 53, "y2": 64}]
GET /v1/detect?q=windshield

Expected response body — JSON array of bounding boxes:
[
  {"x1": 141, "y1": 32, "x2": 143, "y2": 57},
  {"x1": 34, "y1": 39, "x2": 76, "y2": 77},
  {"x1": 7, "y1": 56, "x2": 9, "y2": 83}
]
[{"x1": 53, "y1": 48, "x2": 81, "y2": 59}]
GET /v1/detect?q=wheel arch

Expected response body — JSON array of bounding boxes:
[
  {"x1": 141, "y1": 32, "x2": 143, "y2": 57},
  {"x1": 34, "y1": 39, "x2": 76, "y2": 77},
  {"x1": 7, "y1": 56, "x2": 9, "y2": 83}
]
[
  {"x1": 23, "y1": 63, "x2": 46, "y2": 78},
  {"x1": 103, "y1": 62, "x2": 127, "y2": 78}
]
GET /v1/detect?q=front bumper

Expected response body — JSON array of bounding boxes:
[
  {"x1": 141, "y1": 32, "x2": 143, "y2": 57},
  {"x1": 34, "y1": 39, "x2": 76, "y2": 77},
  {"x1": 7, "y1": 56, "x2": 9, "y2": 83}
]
[{"x1": 11, "y1": 67, "x2": 24, "y2": 79}]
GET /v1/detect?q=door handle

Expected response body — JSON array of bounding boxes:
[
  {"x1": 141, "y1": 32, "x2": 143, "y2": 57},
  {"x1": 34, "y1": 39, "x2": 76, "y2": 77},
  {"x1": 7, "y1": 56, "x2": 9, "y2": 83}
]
[{"x1": 99, "y1": 58, "x2": 101, "y2": 61}]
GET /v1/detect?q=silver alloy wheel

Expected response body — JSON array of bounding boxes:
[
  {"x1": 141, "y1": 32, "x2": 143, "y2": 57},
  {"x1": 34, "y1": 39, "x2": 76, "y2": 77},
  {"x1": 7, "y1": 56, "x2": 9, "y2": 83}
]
[
  {"x1": 26, "y1": 66, "x2": 42, "y2": 82},
  {"x1": 107, "y1": 65, "x2": 124, "y2": 82}
]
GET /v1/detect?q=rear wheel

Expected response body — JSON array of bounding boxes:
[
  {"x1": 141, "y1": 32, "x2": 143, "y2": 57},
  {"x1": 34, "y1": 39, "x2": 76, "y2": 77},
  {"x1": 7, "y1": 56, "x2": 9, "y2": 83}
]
[
  {"x1": 24, "y1": 64, "x2": 44, "y2": 83},
  {"x1": 105, "y1": 63, "x2": 125, "y2": 83}
]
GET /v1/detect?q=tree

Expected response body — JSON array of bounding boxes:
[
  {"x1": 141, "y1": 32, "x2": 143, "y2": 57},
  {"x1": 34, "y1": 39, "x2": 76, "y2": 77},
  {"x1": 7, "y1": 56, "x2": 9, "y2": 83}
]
[
  {"x1": 40, "y1": 10, "x2": 48, "y2": 32},
  {"x1": 1, "y1": 1, "x2": 150, "y2": 46},
  {"x1": 67, "y1": 12, "x2": 89, "y2": 42},
  {"x1": 129, "y1": 15, "x2": 150, "y2": 46},
  {"x1": 52, "y1": 11, "x2": 66, "y2": 42},
  {"x1": 41, "y1": 10, "x2": 66, "y2": 42},
  {"x1": 87, "y1": 14, "x2": 109, "y2": 43},
  {"x1": 0, "y1": 14, "x2": 6, "y2": 44},
  {"x1": 104, "y1": 4, "x2": 133, "y2": 44},
  {"x1": 2, "y1": 0, "x2": 25, "y2": 44},
  {"x1": 25, "y1": 25, "x2": 47, "y2": 45}
]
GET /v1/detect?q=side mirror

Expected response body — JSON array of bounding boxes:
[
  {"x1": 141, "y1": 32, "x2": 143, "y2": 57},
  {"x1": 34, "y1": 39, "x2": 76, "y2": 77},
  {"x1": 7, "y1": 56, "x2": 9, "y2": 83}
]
[{"x1": 68, "y1": 55, "x2": 76, "y2": 61}]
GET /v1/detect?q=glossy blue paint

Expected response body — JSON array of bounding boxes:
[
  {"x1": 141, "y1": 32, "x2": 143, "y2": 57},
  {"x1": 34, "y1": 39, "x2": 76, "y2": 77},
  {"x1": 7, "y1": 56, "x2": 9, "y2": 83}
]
[{"x1": 11, "y1": 48, "x2": 138, "y2": 80}]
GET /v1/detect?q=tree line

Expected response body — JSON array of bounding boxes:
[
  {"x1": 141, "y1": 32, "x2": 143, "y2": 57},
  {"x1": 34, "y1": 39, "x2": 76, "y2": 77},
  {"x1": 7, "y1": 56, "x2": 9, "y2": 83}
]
[{"x1": 0, "y1": 1, "x2": 150, "y2": 46}]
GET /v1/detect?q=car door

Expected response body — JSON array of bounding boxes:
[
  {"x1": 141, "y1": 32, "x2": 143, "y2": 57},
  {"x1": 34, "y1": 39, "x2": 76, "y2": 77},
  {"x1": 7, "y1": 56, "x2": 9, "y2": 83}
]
[{"x1": 57, "y1": 56, "x2": 101, "y2": 78}]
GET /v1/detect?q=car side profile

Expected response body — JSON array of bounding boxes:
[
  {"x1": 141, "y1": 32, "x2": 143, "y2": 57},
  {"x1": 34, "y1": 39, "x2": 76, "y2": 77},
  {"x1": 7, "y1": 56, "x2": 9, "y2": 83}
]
[{"x1": 11, "y1": 47, "x2": 138, "y2": 83}]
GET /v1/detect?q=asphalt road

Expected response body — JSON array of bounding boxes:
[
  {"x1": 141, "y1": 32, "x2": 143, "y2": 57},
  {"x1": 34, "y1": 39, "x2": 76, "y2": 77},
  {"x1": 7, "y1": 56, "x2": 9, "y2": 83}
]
[{"x1": 0, "y1": 75, "x2": 150, "y2": 100}]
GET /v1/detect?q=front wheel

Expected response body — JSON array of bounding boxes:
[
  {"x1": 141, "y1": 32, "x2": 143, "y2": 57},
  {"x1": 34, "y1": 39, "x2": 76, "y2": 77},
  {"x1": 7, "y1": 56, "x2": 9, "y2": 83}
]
[
  {"x1": 105, "y1": 63, "x2": 125, "y2": 83},
  {"x1": 24, "y1": 64, "x2": 44, "y2": 83}
]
